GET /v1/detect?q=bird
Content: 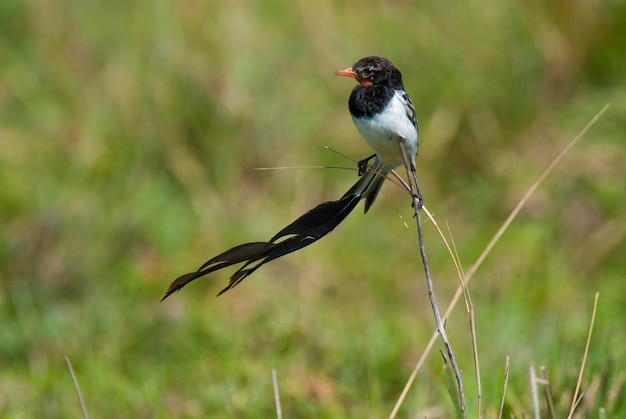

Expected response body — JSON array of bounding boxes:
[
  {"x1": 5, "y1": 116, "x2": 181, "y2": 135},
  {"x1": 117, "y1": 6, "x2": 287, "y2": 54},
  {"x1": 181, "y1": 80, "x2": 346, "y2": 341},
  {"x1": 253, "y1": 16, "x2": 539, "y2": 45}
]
[
  {"x1": 161, "y1": 56, "x2": 420, "y2": 300},
  {"x1": 335, "y1": 56, "x2": 420, "y2": 212}
]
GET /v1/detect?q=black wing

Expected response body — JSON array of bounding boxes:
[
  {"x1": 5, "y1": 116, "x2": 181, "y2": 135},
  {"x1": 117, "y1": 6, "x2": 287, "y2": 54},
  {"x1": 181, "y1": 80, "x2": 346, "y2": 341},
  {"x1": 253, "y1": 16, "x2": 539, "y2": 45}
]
[{"x1": 401, "y1": 90, "x2": 418, "y2": 134}]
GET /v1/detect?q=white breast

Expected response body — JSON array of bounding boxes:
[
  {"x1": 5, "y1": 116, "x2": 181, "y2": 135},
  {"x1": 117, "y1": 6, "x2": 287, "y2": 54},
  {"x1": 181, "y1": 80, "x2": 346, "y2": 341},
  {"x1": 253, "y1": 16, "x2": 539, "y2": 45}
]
[{"x1": 352, "y1": 90, "x2": 418, "y2": 169}]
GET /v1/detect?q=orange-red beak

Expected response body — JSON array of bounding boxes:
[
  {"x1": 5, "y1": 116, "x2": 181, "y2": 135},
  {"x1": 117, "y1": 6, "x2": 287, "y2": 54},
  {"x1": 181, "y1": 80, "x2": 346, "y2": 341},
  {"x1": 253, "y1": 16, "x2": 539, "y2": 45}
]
[
  {"x1": 335, "y1": 67, "x2": 372, "y2": 87},
  {"x1": 335, "y1": 67, "x2": 358, "y2": 79}
]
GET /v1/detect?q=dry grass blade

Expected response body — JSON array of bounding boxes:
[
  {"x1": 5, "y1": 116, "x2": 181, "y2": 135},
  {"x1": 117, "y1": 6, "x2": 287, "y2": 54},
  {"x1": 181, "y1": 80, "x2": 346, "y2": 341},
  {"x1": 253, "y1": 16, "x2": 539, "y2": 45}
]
[
  {"x1": 498, "y1": 356, "x2": 511, "y2": 419},
  {"x1": 255, "y1": 165, "x2": 358, "y2": 172},
  {"x1": 272, "y1": 368, "x2": 282, "y2": 419},
  {"x1": 387, "y1": 187, "x2": 467, "y2": 419},
  {"x1": 567, "y1": 292, "x2": 601, "y2": 418},
  {"x1": 469, "y1": 308, "x2": 482, "y2": 418},
  {"x1": 390, "y1": 103, "x2": 610, "y2": 416},
  {"x1": 447, "y1": 221, "x2": 482, "y2": 418},
  {"x1": 65, "y1": 355, "x2": 89, "y2": 419},
  {"x1": 446, "y1": 221, "x2": 482, "y2": 418},
  {"x1": 398, "y1": 139, "x2": 466, "y2": 417},
  {"x1": 541, "y1": 366, "x2": 557, "y2": 418},
  {"x1": 530, "y1": 364, "x2": 540, "y2": 419},
  {"x1": 256, "y1": 145, "x2": 361, "y2": 172}
]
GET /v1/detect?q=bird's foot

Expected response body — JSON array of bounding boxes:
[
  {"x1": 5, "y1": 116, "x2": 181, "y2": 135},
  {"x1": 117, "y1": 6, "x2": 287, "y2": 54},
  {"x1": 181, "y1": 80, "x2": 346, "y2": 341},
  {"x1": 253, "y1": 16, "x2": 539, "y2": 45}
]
[
  {"x1": 411, "y1": 192, "x2": 423, "y2": 212},
  {"x1": 357, "y1": 154, "x2": 376, "y2": 176}
]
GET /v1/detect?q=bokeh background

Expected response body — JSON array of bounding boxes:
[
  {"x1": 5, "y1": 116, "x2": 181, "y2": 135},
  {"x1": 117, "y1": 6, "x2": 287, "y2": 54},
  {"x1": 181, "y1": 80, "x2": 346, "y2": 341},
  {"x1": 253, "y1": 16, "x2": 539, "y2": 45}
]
[{"x1": 1, "y1": 0, "x2": 625, "y2": 417}]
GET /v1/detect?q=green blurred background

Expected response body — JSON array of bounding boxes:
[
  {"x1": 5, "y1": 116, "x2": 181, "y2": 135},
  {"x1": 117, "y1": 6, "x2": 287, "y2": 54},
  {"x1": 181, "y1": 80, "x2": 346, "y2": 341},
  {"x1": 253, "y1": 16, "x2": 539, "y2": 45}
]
[{"x1": 1, "y1": 0, "x2": 625, "y2": 417}]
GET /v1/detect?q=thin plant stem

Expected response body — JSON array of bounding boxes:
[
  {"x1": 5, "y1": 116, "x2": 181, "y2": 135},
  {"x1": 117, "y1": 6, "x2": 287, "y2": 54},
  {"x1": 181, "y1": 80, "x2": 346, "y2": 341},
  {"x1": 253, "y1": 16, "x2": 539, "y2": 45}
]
[
  {"x1": 541, "y1": 366, "x2": 557, "y2": 418},
  {"x1": 398, "y1": 139, "x2": 466, "y2": 418},
  {"x1": 530, "y1": 364, "x2": 540, "y2": 419},
  {"x1": 469, "y1": 307, "x2": 481, "y2": 418},
  {"x1": 498, "y1": 356, "x2": 511, "y2": 419},
  {"x1": 390, "y1": 103, "x2": 610, "y2": 416},
  {"x1": 65, "y1": 355, "x2": 89, "y2": 419},
  {"x1": 272, "y1": 369, "x2": 282, "y2": 419},
  {"x1": 567, "y1": 292, "x2": 600, "y2": 418}
]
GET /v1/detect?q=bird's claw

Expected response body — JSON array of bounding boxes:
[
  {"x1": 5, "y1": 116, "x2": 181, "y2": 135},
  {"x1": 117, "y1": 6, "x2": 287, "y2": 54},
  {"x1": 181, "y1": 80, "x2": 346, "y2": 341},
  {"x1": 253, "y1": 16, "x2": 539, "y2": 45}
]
[
  {"x1": 411, "y1": 192, "x2": 423, "y2": 213},
  {"x1": 357, "y1": 154, "x2": 376, "y2": 176}
]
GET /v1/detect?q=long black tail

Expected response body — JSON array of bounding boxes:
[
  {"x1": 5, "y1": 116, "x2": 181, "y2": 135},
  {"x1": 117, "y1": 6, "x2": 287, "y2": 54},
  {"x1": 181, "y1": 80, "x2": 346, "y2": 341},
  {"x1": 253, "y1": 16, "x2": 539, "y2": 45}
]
[{"x1": 161, "y1": 164, "x2": 389, "y2": 300}]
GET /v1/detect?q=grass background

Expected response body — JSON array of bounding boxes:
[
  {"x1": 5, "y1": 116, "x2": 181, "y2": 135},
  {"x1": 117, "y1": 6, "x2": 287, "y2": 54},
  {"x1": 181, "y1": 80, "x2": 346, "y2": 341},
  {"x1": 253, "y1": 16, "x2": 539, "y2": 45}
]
[{"x1": 1, "y1": 0, "x2": 625, "y2": 417}]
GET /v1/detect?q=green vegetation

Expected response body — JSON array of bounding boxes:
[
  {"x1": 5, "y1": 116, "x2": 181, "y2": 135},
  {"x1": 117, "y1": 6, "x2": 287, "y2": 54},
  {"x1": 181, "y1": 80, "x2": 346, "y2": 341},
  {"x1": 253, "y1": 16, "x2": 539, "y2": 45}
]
[{"x1": 1, "y1": 0, "x2": 625, "y2": 417}]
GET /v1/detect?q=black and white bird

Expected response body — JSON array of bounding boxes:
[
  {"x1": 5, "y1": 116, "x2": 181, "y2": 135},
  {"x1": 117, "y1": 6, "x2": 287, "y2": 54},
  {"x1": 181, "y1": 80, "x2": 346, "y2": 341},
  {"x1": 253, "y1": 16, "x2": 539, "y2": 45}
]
[
  {"x1": 335, "y1": 56, "x2": 419, "y2": 213},
  {"x1": 161, "y1": 56, "x2": 420, "y2": 300}
]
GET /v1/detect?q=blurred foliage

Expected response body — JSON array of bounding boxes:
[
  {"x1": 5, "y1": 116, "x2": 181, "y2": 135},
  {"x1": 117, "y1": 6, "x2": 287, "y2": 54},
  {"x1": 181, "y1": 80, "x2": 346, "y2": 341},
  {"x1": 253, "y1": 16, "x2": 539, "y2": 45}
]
[{"x1": 1, "y1": 0, "x2": 625, "y2": 417}]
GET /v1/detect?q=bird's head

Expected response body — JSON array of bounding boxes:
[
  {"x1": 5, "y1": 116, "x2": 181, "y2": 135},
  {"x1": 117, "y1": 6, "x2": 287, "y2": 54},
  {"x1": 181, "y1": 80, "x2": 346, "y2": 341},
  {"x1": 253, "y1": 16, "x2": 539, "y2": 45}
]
[{"x1": 335, "y1": 56, "x2": 403, "y2": 88}]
